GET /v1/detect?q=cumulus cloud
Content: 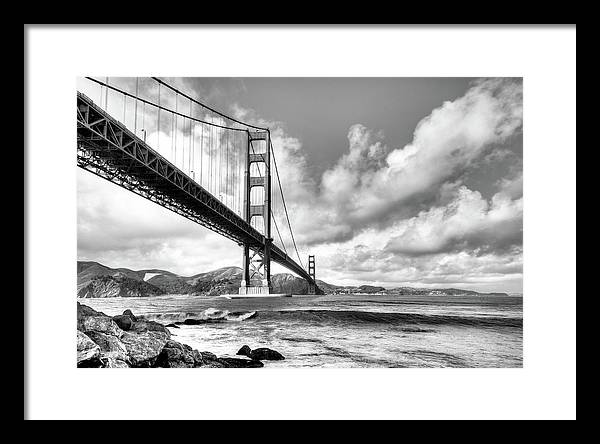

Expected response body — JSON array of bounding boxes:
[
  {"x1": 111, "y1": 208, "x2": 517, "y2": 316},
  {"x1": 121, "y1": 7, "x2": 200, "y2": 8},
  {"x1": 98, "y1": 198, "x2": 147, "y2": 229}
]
[
  {"x1": 384, "y1": 184, "x2": 523, "y2": 256},
  {"x1": 297, "y1": 78, "x2": 523, "y2": 243},
  {"x1": 316, "y1": 239, "x2": 523, "y2": 293},
  {"x1": 496, "y1": 170, "x2": 523, "y2": 199}
]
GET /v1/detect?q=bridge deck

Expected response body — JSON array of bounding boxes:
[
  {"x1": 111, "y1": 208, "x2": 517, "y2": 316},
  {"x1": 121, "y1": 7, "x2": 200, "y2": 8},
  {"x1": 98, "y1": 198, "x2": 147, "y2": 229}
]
[{"x1": 76, "y1": 92, "x2": 313, "y2": 284}]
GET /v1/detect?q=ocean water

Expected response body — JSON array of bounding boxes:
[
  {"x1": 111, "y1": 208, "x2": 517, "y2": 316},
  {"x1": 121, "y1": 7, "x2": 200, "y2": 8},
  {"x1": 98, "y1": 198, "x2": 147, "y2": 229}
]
[{"x1": 80, "y1": 293, "x2": 523, "y2": 368}]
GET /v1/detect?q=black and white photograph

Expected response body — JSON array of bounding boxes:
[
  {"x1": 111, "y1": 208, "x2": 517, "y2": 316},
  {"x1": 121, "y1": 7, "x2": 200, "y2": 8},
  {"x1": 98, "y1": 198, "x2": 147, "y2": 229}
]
[
  {"x1": 25, "y1": 25, "x2": 576, "y2": 420},
  {"x1": 75, "y1": 76, "x2": 524, "y2": 369}
]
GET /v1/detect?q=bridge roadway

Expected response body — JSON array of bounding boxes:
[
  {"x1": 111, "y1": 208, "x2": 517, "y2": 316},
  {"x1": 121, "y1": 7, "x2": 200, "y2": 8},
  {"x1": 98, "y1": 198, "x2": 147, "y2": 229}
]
[{"x1": 76, "y1": 91, "x2": 314, "y2": 285}]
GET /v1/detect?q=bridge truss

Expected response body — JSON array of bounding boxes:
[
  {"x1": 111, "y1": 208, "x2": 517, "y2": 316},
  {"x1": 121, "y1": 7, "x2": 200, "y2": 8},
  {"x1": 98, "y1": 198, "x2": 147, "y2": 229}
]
[{"x1": 76, "y1": 85, "x2": 316, "y2": 291}]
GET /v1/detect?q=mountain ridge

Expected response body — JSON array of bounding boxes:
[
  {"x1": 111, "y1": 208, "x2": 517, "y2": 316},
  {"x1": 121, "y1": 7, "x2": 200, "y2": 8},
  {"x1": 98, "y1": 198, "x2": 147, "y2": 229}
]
[{"x1": 76, "y1": 261, "x2": 508, "y2": 298}]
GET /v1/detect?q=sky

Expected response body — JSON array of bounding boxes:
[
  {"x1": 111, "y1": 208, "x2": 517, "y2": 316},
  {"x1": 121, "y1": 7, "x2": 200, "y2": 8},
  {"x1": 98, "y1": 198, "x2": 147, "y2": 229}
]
[{"x1": 77, "y1": 77, "x2": 523, "y2": 293}]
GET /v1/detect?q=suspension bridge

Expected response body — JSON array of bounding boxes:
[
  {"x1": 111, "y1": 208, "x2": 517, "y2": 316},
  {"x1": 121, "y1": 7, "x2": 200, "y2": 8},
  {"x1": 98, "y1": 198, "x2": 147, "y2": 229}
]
[{"x1": 76, "y1": 77, "x2": 318, "y2": 296}]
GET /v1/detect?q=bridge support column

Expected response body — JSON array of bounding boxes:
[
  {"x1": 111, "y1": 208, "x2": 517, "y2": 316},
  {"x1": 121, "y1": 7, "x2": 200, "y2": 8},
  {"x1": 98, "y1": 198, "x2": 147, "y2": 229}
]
[
  {"x1": 240, "y1": 244, "x2": 250, "y2": 291},
  {"x1": 308, "y1": 255, "x2": 316, "y2": 294},
  {"x1": 238, "y1": 130, "x2": 272, "y2": 296}
]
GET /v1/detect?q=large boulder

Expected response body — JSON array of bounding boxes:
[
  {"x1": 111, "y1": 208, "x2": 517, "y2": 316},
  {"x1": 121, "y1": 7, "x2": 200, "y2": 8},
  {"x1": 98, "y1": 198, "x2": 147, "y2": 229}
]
[
  {"x1": 236, "y1": 345, "x2": 252, "y2": 357},
  {"x1": 112, "y1": 315, "x2": 133, "y2": 331},
  {"x1": 120, "y1": 331, "x2": 169, "y2": 367},
  {"x1": 123, "y1": 309, "x2": 138, "y2": 322},
  {"x1": 129, "y1": 319, "x2": 171, "y2": 338},
  {"x1": 236, "y1": 345, "x2": 285, "y2": 361},
  {"x1": 102, "y1": 357, "x2": 130, "y2": 368},
  {"x1": 196, "y1": 351, "x2": 226, "y2": 367},
  {"x1": 218, "y1": 357, "x2": 264, "y2": 368},
  {"x1": 77, "y1": 302, "x2": 105, "y2": 317},
  {"x1": 80, "y1": 315, "x2": 123, "y2": 338},
  {"x1": 249, "y1": 348, "x2": 285, "y2": 361},
  {"x1": 155, "y1": 340, "x2": 198, "y2": 368},
  {"x1": 77, "y1": 302, "x2": 107, "y2": 331},
  {"x1": 201, "y1": 359, "x2": 227, "y2": 368},
  {"x1": 191, "y1": 350, "x2": 204, "y2": 366},
  {"x1": 85, "y1": 331, "x2": 128, "y2": 362},
  {"x1": 201, "y1": 351, "x2": 217, "y2": 361},
  {"x1": 77, "y1": 330, "x2": 100, "y2": 366}
]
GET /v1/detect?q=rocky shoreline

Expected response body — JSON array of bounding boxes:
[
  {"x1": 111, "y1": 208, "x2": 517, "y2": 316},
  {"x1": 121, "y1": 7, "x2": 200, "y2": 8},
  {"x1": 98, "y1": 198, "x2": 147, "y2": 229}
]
[{"x1": 77, "y1": 302, "x2": 284, "y2": 368}]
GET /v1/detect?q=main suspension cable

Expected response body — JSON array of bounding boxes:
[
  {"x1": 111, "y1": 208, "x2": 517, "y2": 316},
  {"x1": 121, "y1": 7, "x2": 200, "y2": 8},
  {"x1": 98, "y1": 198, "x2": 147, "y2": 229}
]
[
  {"x1": 85, "y1": 77, "x2": 247, "y2": 132},
  {"x1": 270, "y1": 138, "x2": 304, "y2": 269},
  {"x1": 152, "y1": 77, "x2": 268, "y2": 131}
]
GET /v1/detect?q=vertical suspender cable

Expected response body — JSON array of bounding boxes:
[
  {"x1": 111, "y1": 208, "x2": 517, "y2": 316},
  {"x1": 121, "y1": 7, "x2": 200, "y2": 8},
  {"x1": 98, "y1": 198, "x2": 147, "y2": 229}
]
[
  {"x1": 192, "y1": 122, "x2": 196, "y2": 181},
  {"x1": 189, "y1": 100, "x2": 192, "y2": 175},
  {"x1": 218, "y1": 127, "x2": 221, "y2": 200},
  {"x1": 174, "y1": 93, "x2": 178, "y2": 167},
  {"x1": 134, "y1": 77, "x2": 138, "y2": 134},
  {"x1": 209, "y1": 118, "x2": 213, "y2": 193},
  {"x1": 157, "y1": 83, "x2": 161, "y2": 151},
  {"x1": 226, "y1": 129, "x2": 230, "y2": 207},
  {"x1": 200, "y1": 123, "x2": 204, "y2": 187},
  {"x1": 104, "y1": 77, "x2": 109, "y2": 111},
  {"x1": 171, "y1": 111, "x2": 174, "y2": 161}
]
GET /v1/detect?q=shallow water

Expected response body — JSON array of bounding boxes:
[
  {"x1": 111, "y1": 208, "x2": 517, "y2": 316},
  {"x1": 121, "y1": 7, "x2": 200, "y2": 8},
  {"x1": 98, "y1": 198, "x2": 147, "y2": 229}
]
[{"x1": 80, "y1": 293, "x2": 523, "y2": 368}]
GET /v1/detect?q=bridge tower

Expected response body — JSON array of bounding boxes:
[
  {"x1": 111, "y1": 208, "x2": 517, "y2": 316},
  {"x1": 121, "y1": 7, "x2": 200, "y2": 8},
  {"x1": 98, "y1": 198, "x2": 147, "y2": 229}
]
[
  {"x1": 308, "y1": 255, "x2": 316, "y2": 294},
  {"x1": 240, "y1": 130, "x2": 272, "y2": 295}
]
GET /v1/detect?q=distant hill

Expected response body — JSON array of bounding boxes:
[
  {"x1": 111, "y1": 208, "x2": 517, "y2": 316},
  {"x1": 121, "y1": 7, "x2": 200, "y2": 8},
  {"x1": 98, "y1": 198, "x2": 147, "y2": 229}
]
[
  {"x1": 76, "y1": 261, "x2": 508, "y2": 298},
  {"x1": 324, "y1": 284, "x2": 508, "y2": 297},
  {"x1": 78, "y1": 273, "x2": 164, "y2": 298},
  {"x1": 77, "y1": 261, "x2": 180, "y2": 298},
  {"x1": 76, "y1": 261, "x2": 328, "y2": 298}
]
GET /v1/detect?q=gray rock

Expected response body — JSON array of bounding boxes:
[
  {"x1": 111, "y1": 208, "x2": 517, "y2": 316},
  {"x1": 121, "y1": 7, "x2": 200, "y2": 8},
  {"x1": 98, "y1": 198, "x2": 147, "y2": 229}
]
[
  {"x1": 80, "y1": 315, "x2": 123, "y2": 338},
  {"x1": 112, "y1": 315, "x2": 133, "y2": 331},
  {"x1": 218, "y1": 357, "x2": 264, "y2": 368},
  {"x1": 85, "y1": 331, "x2": 128, "y2": 362},
  {"x1": 120, "y1": 331, "x2": 169, "y2": 367},
  {"x1": 123, "y1": 309, "x2": 138, "y2": 322},
  {"x1": 200, "y1": 359, "x2": 227, "y2": 368},
  {"x1": 77, "y1": 302, "x2": 105, "y2": 318},
  {"x1": 250, "y1": 348, "x2": 285, "y2": 361},
  {"x1": 236, "y1": 344, "x2": 252, "y2": 357},
  {"x1": 129, "y1": 319, "x2": 171, "y2": 338},
  {"x1": 77, "y1": 302, "x2": 107, "y2": 331},
  {"x1": 101, "y1": 357, "x2": 130, "y2": 368},
  {"x1": 236, "y1": 345, "x2": 285, "y2": 361},
  {"x1": 191, "y1": 350, "x2": 204, "y2": 366},
  {"x1": 155, "y1": 340, "x2": 195, "y2": 368},
  {"x1": 77, "y1": 330, "x2": 100, "y2": 365},
  {"x1": 201, "y1": 351, "x2": 217, "y2": 361},
  {"x1": 197, "y1": 351, "x2": 225, "y2": 367}
]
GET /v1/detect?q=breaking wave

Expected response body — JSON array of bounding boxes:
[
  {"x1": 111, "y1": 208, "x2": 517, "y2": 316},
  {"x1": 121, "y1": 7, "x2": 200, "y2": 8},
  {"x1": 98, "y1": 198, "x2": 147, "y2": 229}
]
[
  {"x1": 141, "y1": 308, "x2": 521, "y2": 328},
  {"x1": 260, "y1": 309, "x2": 522, "y2": 328},
  {"x1": 141, "y1": 308, "x2": 257, "y2": 324}
]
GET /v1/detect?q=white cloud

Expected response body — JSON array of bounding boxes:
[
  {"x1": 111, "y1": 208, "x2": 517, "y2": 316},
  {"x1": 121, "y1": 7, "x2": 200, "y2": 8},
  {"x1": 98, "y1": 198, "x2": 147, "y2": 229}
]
[
  {"x1": 305, "y1": 78, "x2": 523, "y2": 243},
  {"x1": 384, "y1": 184, "x2": 523, "y2": 256},
  {"x1": 77, "y1": 169, "x2": 239, "y2": 276}
]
